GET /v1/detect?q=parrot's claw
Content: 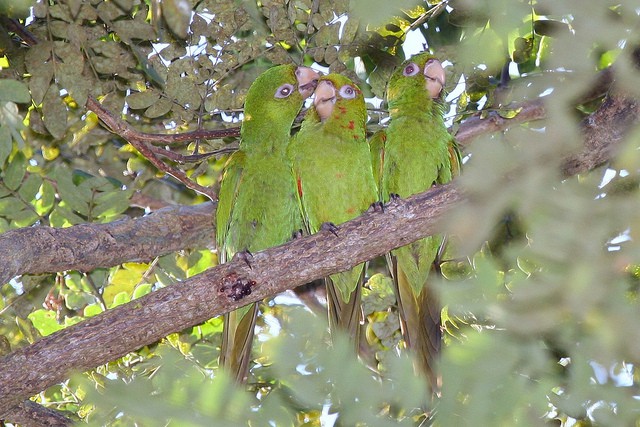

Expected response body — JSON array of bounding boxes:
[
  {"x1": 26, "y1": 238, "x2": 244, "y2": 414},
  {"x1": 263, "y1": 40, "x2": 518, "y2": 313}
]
[
  {"x1": 367, "y1": 201, "x2": 385, "y2": 213},
  {"x1": 291, "y1": 229, "x2": 304, "y2": 240},
  {"x1": 233, "y1": 250, "x2": 254, "y2": 269},
  {"x1": 320, "y1": 222, "x2": 339, "y2": 237},
  {"x1": 386, "y1": 193, "x2": 401, "y2": 207}
]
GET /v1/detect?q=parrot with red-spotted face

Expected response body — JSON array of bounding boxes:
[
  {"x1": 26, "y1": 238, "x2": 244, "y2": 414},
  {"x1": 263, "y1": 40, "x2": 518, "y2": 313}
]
[
  {"x1": 370, "y1": 52, "x2": 462, "y2": 392},
  {"x1": 216, "y1": 64, "x2": 319, "y2": 383},
  {"x1": 288, "y1": 74, "x2": 377, "y2": 345}
]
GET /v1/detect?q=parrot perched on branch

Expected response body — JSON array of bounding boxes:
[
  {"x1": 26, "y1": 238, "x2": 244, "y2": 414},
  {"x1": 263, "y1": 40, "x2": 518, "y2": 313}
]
[
  {"x1": 370, "y1": 52, "x2": 461, "y2": 392},
  {"x1": 288, "y1": 74, "x2": 377, "y2": 346},
  {"x1": 216, "y1": 64, "x2": 319, "y2": 383}
]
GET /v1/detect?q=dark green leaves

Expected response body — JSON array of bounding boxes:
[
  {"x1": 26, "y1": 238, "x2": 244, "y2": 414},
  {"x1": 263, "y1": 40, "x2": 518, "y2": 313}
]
[{"x1": 50, "y1": 167, "x2": 132, "y2": 226}]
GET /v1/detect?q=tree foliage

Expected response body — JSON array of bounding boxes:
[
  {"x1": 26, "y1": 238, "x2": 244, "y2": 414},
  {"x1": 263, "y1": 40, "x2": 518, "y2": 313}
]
[{"x1": 1, "y1": 0, "x2": 640, "y2": 425}]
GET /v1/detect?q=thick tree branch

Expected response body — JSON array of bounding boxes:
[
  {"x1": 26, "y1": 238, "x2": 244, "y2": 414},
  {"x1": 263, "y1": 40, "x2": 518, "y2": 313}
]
[
  {"x1": 563, "y1": 95, "x2": 640, "y2": 176},
  {"x1": 0, "y1": 203, "x2": 214, "y2": 285},
  {"x1": 454, "y1": 99, "x2": 546, "y2": 145},
  {"x1": 1, "y1": 401, "x2": 73, "y2": 427},
  {"x1": 0, "y1": 184, "x2": 463, "y2": 416}
]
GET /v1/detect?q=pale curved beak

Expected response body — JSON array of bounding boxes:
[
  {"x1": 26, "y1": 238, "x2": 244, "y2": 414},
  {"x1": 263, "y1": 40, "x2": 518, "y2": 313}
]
[
  {"x1": 424, "y1": 59, "x2": 445, "y2": 99},
  {"x1": 296, "y1": 67, "x2": 320, "y2": 98},
  {"x1": 313, "y1": 79, "x2": 336, "y2": 121}
]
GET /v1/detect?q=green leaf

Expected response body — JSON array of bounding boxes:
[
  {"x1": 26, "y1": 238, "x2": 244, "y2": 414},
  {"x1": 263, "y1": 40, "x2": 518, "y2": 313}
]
[
  {"x1": 50, "y1": 204, "x2": 86, "y2": 226},
  {"x1": 11, "y1": 209, "x2": 39, "y2": 227},
  {"x1": 42, "y1": 84, "x2": 68, "y2": 139},
  {"x1": 27, "y1": 309, "x2": 65, "y2": 336},
  {"x1": 65, "y1": 292, "x2": 94, "y2": 311},
  {"x1": 126, "y1": 90, "x2": 160, "y2": 110},
  {"x1": 341, "y1": 16, "x2": 359, "y2": 44},
  {"x1": 83, "y1": 303, "x2": 104, "y2": 317},
  {"x1": 17, "y1": 173, "x2": 42, "y2": 202},
  {"x1": 497, "y1": 107, "x2": 522, "y2": 119},
  {"x1": 93, "y1": 189, "x2": 131, "y2": 219},
  {"x1": 112, "y1": 291, "x2": 131, "y2": 307},
  {"x1": 162, "y1": 0, "x2": 191, "y2": 39},
  {"x1": 3, "y1": 151, "x2": 26, "y2": 190},
  {"x1": 0, "y1": 80, "x2": 31, "y2": 103},
  {"x1": 35, "y1": 180, "x2": 56, "y2": 216},
  {"x1": 0, "y1": 125, "x2": 12, "y2": 166},
  {"x1": 0, "y1": 196, "x2": 23, "y2": 217},
  {"x1": 55, "y1": 170, "x2": 91, "y2": 217},
  {"x1": 27, "y1": 58, "x2": 54, "y2": 105},
  {"x1": 132, "y1": 283, "x2": 153, "y2": 299},
  {"x1": 144, "y1": 98, "x2": 173, "y2": 118},
  {"x1": 351, "y1": 0, "x2": 420, "y2": 27}
]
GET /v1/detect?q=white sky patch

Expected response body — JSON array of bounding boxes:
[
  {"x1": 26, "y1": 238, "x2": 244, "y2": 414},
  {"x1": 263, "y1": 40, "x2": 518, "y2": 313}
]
[
  {"x1": 402, "y1": 28, "x2": 427, "y2": 57},
  {"x1": 509, "y1": 61, "x2": 520, "y2": 78},
  {"x1": 609, "y1": 229, "x2": 631, "y2": 245},
  {"x1": 259, "y1": 313, "x2": 281, "y2": 340},
  {"x1": 332, "y1": 14, "x2": 349, "y2": 40},
  {"x1": 8, "y1": 278, "x2": 23, "y2": 294},
  {"x1": 599, "y1": 168, "x2": 617, "y2": 188},
  {"x1": 539, "y1": 87, "x2": 554, "y2": 97},
  {"x1": 321, "y1": 404, "x2": 338, "y2": 427}
]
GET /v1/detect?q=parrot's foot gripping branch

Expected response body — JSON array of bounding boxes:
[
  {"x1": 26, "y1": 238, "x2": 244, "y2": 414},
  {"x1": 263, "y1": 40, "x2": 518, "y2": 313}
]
[{"x1": 320, "y1": 222, "x2": 339, "y2": 237}]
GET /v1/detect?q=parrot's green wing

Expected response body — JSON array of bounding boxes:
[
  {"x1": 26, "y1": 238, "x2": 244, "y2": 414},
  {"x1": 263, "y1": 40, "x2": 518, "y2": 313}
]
[
  {"x1": 216, "y1": 149, "x2": 260, "y2": 385},
  {"x1": 368, "y1": 129, "x2": 386, "y2": 201},
  {"x1": 446, "y1": 137, "x2": 463, "y2": 181},
  {"x1": 216, "y1": 151, "x2": 245, "y2": 264}
]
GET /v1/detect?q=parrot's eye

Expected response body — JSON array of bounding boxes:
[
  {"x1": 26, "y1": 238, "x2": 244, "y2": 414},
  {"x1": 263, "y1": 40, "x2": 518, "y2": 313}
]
[
  {"x1": 339, "y1": 85, "x2": 357, "y2": 99},
  {"x1": 403, "y1": 63, "x2": 420, "y2": 77},
  {"x1": 275, "y1": 84, "x2": 295, "y2": 98}
]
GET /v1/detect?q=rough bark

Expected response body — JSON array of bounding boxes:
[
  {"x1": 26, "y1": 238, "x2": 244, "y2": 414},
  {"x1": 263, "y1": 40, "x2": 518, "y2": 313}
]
[
  {"x1": 563, "y1": 95, "x2": 640, "y2": 176},
  {"x1": 0, "y1": 203, "x2": 215, "y2": 285},
  {"x1": 1, "y1": 401, "x2": 73, "y2": 427},
  {"x1": 0, "y1": 184, "x2": 462, "y2": 417}
]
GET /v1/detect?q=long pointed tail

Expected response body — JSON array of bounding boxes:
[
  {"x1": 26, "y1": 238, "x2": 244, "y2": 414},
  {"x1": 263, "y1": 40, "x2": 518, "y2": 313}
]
[
  {"x1": 219, "y1": 303, "x2": 259, "y2": 384},
  {"x1": 326, "y1": 266, "x2": 365, "y2": 351},
  {"x1": 389, "y1": 254, "x2": 442, "y2": 394}
]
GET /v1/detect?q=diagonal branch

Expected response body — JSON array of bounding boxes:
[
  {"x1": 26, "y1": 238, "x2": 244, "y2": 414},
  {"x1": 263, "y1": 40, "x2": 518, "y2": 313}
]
[
  {"x1": 0, "y1": 184, "x2": 462, "y2": 416},
  {"x1": 86, "y1": 97, "x2": 219, "y2": 199}
]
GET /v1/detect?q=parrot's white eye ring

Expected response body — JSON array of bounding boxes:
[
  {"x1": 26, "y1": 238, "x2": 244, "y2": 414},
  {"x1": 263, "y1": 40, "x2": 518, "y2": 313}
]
[
  {"x1": 339, "y1": 85, "x2": 357, "y2": 99},
  {"x1": 275, "y1": 84, "x2": 295, "y2": 98},
  {"x1": 403, "y1": 62, "x2": 420, "y2": 77}
]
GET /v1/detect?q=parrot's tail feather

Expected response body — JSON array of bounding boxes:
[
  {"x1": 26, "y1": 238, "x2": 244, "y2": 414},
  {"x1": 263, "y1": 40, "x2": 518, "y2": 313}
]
[
  {"x1": 326, "y1": 268, "x2": 365, "y2": 352},
  {"x1": 389, "y1": 254, "x2": 442, "y2": 395},
  {"x1": 219, "y1": 303, "x2": 259, "y2": 384}
]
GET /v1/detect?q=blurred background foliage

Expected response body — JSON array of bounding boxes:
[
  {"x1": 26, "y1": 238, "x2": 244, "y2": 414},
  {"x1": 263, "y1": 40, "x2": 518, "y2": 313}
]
[{"x1": 0, "y1": 0, "x2": 639, "y2": 425}]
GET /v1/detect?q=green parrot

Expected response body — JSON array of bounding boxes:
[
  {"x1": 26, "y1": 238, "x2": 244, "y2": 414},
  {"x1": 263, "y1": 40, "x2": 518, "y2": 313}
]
[
  {"x1": 288, "y1": 74, "x2": 377, "y2": 346},
  {"x1": 370, "y1": 52, "x2": 462, "y2": 391},
  {"x1": 216, "y1": 64, "x2": 319, "y2": 383}
]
